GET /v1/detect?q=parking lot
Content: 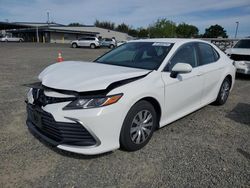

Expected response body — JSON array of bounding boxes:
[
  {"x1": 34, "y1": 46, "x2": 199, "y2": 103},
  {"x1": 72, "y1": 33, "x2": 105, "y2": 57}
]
[{"x1": 0, "y1": 42, "x2": 249, "y2": 188}]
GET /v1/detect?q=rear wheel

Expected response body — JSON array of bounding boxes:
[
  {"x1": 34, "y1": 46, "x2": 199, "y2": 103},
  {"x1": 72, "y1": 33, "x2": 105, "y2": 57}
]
[
  {"x1": 120, "y1": 100, "x2": 157, "y2": 151},
  {"x1": 90, "y1": 43, "x2": 96, "y2": 49},
  {"x1": 72, "y1": 43, "x2": 78, "y2": 48},
  {"x1": 110, "y1": 44, "x2": 115, "y2": 49},
  {"x1": 214, "y1": 77, "x2": 231, "y2": 105},
  {"x1": 19, "y1": 39, "x2": 22, "y2": 42}
]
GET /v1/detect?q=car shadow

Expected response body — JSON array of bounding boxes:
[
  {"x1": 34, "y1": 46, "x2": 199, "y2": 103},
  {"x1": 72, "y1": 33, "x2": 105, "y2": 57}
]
[
  {"x1": 235, "y1": 73, "x2": 250, "y2": 80},
  {"x1": 29, "y1": 129, "x2": 113, "y2": 159},
  {"x1": 236, "y1": 148, "x2": 250, "y2": 160},
  {"x1": 226, "y1": 103, "x2": 250, "y2": 126}
]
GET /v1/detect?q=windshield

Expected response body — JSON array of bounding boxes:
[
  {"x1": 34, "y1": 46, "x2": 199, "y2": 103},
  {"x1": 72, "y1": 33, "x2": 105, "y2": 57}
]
[
  {"x1": 234, "y1": 40, "x2": 250, "y2": 48},
  {"x1": 95, "y1": 42, "x2": 173, "y2": 70}
]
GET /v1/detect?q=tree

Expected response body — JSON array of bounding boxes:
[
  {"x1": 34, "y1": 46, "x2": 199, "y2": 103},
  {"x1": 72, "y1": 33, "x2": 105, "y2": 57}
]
[
  {"x1": 94, "y1": 20, "x2": 115, "y2": 30},
  {"x1": 137, "y1": 28, "x2": 149, "y2": 38},
  {"x1": 68, "y1": 23, "x2": 84, "y2": 26},
  {"x1": 148, "y1": 18, "x2": 176, "y2": 38},
  {"x1": 116, "y1": 23, "x2": 130, "y2": 33},
  {"x1": 128, "y1": 29, "x2": 138, "y2": 37},
  {"x1": 203, "y1": 24, "x2": 228, "y2": 38},
  {"x1": 176, "y1": 23, "x2": 199, "y2": 38}
]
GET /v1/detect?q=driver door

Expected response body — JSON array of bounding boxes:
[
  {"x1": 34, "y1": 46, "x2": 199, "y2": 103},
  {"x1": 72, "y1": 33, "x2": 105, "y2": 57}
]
[{"x1": 161, "y1": 43, "x2": 204, "y2": 123}]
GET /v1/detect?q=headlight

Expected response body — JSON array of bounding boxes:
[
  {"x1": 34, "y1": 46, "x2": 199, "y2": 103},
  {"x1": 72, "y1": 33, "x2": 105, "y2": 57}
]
[
  {"x1": 239, "y1": 62, "x2": 246, "y2": 66},
  {"x1": 63, "y1": 93, "x2": 123, "y2": 110}
]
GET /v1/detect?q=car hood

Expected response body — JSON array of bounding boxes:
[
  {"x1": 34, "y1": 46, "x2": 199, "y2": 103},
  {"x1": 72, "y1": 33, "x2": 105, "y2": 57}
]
[
  {"x1": 39, "y1": 61, "x2": 150, "y2": 92},
  {"x1": 225, "y1": 48, "x2": 250, "y2": 55}
]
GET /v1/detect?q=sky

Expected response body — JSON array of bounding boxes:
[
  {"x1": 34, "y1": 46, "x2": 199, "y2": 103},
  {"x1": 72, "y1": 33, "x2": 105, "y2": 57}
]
[{"x1": 0, "y1": 0, "x2": 250, "y2": 38}]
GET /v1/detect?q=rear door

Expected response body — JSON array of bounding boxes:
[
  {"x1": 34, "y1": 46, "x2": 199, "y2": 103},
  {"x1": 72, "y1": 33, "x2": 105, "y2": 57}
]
[
  {"x1": 8, "y1": 37, "x2": 15, "y2": 42},
  {"x1": 196, "y1": 42, "x2": 225, "y2": 105},
  {"x1": 87, "y1": 37, "x2": 95, "y2": 47},
  {"x1": 102, "y1": 39, "x2": 108, "y2": 46},
  {"x1": 78, "y1": 38, "x2": 87, "y2": 46},
  {"x1": 161, "y1": 43, "x2": 204, "y2": 122}
]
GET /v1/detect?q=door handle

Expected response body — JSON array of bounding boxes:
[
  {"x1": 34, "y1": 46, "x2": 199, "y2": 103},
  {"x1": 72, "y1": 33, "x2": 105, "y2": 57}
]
[{"x1": 197, "y1": 72, "x2": 204, "y2": 76}]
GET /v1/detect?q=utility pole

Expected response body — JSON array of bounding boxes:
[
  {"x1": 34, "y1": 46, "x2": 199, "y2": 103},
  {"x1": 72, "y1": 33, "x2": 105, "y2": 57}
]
[
  {"x1": 235, "y1": 21, "x2": 239, "y2": 38},
  {"x1": 47, "y1": 11, "x2": 50, "y2": 25},
  {"x1": 36, "y1": 26, "x2": 39, "y2": 43}
]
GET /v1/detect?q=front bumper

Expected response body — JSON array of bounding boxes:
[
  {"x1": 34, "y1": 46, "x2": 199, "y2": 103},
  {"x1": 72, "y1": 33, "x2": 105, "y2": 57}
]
[
  {"x1": 234, "y1": 61, "x2": 250, "y2": 75},
  {"x1": 26, "y1": 100, "x2": 126, "y2": 155},
  {"x1": 27, "y1": 104, "x2": 100, "y2": 147}
]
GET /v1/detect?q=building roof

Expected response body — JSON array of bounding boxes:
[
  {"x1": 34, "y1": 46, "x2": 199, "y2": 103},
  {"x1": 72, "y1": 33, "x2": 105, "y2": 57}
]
[
  {"x1": 0, "y1": 21, "x2": 63, "y2": 30},
  {"x1": 1, "y1": 21, "x2": 131, "y2": 39},
  {"x1": 12, "y1": 22, "x2": 64, "y2": 27},
  {"x1": 8, "y1": 26, "x2": 99, "y2": 35}
]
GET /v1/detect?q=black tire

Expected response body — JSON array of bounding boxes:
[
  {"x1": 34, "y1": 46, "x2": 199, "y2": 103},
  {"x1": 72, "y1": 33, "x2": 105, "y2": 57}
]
[
  {"x1": 109, "y1": 44, "x2": 115, "y2": 49},
  {"x1": 120, "y1": 100, "x2": 157, "y2": 151},
  {"x1": 19, "y1": 39, "x2": 22, "y2": 43},
  {"x1": 214, "y1": 77, "x2": 231, "y2": 105},
  {"x1": 90, "y1": 43, "x2": 96, "y2": 49},
  {"x1": 72, "y1": 43, "x2": 78, "y2": 48},
  {"x1": 5, "y1": 40, "x2": 8, "y2": 42}
]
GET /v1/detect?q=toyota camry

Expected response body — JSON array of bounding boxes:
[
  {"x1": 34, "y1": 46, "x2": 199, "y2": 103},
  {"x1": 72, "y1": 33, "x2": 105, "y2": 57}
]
[{"x1": 26, "y1": 39, "x2": 236, "y2": 155}]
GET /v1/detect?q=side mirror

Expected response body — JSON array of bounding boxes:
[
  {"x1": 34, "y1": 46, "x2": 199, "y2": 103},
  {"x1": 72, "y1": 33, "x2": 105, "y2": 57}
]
[{"x1": 170, "y1": 63, "x2": 192, "y2": 78}]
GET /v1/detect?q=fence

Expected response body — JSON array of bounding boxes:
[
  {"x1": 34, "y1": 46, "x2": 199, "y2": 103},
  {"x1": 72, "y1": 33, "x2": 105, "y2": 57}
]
[{"x1": 201, "y1": 38, "x2": 239, "y2": 51}]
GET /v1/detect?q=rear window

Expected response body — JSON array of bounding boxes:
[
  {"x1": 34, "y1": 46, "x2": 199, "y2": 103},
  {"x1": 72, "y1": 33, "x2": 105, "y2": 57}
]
[
  {"x1": 79, "y1": 37, "x2": 95, "y2": 41},
  {"x1": 87, "y1": 37, "x2": 95, "y2": 40}
]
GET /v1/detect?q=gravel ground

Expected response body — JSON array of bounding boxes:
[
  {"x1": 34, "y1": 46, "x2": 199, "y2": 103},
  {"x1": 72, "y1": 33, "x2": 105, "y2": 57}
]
[{"x1": 0, "y1": 43, "x2": 249, "y2": 188}]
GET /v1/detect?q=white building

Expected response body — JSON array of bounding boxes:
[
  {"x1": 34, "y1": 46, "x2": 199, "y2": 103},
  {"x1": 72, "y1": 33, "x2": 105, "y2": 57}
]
[
  {"x1": 48, "y1": 26, "x2": 132, "y2": 43},
  {"x1": 1, "y1": 22, "x2": 133, "y2": 43}
]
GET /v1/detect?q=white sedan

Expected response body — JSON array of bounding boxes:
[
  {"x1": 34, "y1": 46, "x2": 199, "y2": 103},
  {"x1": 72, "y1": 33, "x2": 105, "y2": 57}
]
[
  {"x1": 26, "y1": 39, "x2": 235, "y2": 155},
  {"x1": 225, "y1": 39, "x2": 250, "y2": 75},
  {"x1": 0, "y1": 36, "x2": 24, "y2": 42}
]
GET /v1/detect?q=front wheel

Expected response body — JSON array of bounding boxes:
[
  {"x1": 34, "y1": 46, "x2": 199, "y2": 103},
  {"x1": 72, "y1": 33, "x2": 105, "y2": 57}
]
[
  {"x1": 19, "y1": 39, "x2": 22, "y2": 42},
  {"x1": 120, "y1": 100, "x2": 157, "y2": 151},
  {"x1": 214, "y1": 77, "x2": 231, "y2": 105}
]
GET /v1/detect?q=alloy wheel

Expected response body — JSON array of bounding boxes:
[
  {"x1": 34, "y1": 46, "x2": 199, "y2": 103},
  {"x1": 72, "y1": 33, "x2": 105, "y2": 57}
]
[{"x1": 220, "y1": 80, "x2": 230, "y2": 102}]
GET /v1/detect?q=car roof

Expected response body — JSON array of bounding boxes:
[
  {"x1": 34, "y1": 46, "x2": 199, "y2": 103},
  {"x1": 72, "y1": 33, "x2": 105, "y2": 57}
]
[{"x1": 128, "y1": 38, "x2": 208, "y2": 45}]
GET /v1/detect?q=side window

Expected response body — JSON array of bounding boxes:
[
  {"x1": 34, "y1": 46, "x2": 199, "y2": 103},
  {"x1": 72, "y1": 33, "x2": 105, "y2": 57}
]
[
  {"x1": 165, "y1": 43, "x2": 197, "y2": 71},
  {"x1": 213, "y1": 48, "x2": 220, "y2": 61},
  {"x1": 198, "y1": 43, "x2": 218, "y2": 65}
]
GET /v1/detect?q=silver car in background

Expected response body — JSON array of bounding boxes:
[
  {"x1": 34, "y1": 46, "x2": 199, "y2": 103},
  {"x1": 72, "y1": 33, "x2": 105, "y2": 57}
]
[
  {"x1": 100, "y1": 38, "x2": 117, "y2": 49},
  {"x1": 71, "y1": 37, "x2": 100, "y2": 49},
  {"x1": 0, "y1": 36, "x2": 24, "y2": 42}
]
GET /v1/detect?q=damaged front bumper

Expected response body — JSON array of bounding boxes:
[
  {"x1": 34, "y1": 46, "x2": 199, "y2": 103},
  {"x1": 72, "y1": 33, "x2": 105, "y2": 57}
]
[
  {"x1": 25, "y1": 85, "x2": 127, "y2": 155},
  {"x1": 26, "y1": 104, "x2": 100, "y2": 147}
]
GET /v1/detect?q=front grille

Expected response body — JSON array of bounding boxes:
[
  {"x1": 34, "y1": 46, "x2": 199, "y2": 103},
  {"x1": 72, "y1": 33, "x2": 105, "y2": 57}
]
[
  {"x1": 32, "y1": 89, "x2": 75, "y2": 107},
  {"x1": 230, "y1": 54, "x2": 250, "y2": 61},
  {"x1": 27, "y1": 104, "x2": 97, "y2": 146}
]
